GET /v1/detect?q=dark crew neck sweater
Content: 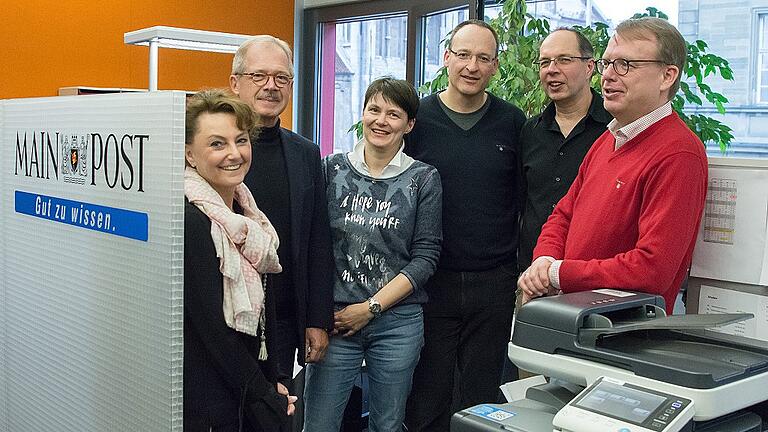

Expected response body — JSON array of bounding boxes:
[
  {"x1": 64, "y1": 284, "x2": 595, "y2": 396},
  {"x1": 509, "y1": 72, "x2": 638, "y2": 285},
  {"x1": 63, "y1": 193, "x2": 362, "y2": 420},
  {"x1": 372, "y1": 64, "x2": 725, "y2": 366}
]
[
  {"x1": 244, "y1": 122, "x2": 294, "y2": 314},
  {"x1": 405, "y1": 93, "x2": 526, "y2": 271}
]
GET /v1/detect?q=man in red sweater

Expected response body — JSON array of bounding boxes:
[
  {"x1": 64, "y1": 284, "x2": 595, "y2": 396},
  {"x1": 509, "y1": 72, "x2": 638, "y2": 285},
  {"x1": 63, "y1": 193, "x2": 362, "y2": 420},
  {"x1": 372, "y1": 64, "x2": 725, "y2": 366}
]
[{"x1": 517, "y1": 17, "x2": 708, "y2": 314}]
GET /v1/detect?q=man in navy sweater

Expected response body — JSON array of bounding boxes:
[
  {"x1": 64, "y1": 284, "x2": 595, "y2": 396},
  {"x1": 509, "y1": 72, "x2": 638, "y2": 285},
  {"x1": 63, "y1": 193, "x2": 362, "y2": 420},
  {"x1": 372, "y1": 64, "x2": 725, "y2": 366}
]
[{"x1": 404, "y1": 20, "x2": 526, "y2": 432}]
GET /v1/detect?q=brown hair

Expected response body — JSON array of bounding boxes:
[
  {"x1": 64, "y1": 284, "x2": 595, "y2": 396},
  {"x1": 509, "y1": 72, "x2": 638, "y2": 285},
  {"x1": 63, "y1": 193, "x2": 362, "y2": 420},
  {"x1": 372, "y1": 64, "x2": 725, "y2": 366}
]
[
  {"x1": 364, "y1": 77, "x2": 419, "y2": 120},
  {"x1": 449, "y1": 19, "x2": 500, "y2": 56},
  {"x1": 185, "y1": 89, "x2": 259, "y2": 145},
  {"x1": 615, "y1": 17, "x2": 687, "y2": 100},
  {"x1": 550, "y1": 27, "x2": 594, "y2": 58}
]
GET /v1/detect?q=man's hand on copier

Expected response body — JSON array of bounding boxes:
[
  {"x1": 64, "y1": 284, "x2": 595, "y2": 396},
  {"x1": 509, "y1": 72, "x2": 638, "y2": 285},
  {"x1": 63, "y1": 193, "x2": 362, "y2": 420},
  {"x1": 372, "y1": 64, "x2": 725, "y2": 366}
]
[{"x1": 518, "y1": 256, "x2": 557, "y2": 304}]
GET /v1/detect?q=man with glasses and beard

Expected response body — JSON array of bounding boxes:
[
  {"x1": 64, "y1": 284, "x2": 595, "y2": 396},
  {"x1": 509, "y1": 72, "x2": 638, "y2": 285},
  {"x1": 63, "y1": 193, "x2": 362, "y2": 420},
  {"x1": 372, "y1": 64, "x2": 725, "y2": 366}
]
[{"x1": 518, "y1": 18, "x2": 708, "y2": 317}]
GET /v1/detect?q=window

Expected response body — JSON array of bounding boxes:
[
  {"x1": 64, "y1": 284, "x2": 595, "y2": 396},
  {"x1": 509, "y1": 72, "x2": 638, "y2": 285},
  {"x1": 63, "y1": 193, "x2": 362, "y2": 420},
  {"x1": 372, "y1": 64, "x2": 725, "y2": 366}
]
[
  {"x1": 299, "y1": 0, "x2": 479, "y2": 155},
  {"x1": 339, "y1": 24, "x2": 351, "y2": 46},
  {"x1": 324, "y1": 16, "x2": 409, "y2": 154},
  {"x1": 421, "y1": 9, "x2": 470, "y2": 84},
  {"x1": 484, "y1": 0, "x2": 611, "y2": 28},
  {"x1": 298, "y1": 0, "x2": 665, "y2": 155},
  {"x1": 758, "y1": 13, "x2": 768, "y2": 103}
]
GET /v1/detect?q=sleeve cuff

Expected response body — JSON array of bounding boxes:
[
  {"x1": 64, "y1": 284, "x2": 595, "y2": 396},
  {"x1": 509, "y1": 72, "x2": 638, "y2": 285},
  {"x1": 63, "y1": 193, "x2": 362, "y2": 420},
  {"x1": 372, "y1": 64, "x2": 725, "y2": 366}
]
[
  {"x1": 248, "y1": 393, "x2": 288, "y2": 430},
  {"x1": 549, "y1": 260, "x2": 562, "y2": 290}
]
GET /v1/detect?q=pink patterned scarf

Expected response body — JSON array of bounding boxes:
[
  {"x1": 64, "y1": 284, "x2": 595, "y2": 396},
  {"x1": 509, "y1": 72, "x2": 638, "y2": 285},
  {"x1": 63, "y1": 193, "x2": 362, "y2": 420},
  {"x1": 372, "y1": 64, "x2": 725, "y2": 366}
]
[{"x1": 184, "y1": 167, "x2": 282, "y2": 352}]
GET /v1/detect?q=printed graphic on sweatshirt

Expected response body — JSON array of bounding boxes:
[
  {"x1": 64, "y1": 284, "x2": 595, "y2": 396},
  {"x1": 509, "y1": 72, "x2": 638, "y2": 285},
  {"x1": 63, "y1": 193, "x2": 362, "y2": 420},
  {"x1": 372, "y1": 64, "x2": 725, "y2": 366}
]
[{"x1": 337, "y1": 189, "x2": 403, "y2": 290}]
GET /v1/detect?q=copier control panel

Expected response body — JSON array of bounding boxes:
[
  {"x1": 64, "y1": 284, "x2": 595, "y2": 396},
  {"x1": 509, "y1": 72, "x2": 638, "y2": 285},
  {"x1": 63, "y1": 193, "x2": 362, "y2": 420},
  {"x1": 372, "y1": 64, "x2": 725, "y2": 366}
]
[{"x1": 553, "y1": 377, "x2": 694, "y2": 432}]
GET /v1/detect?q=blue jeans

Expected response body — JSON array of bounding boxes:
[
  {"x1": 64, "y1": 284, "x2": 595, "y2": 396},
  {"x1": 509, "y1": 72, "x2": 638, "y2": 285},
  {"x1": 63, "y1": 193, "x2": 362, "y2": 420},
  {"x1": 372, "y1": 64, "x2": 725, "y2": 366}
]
[{"x1": 303, "y1": 303, "x2": 424, "y2": 432}]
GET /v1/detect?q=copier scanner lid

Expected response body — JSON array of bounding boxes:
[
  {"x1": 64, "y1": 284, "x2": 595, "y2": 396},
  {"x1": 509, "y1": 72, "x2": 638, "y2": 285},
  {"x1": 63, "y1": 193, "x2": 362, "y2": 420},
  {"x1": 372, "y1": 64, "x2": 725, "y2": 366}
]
[{"x1": 511, "y1": 290, "x2": 767, "y2": 389}]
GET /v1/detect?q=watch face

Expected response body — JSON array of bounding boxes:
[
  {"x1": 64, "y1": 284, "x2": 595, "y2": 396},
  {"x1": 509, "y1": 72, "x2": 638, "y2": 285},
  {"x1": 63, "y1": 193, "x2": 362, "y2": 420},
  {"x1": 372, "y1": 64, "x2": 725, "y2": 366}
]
[{"x1": 369, "y1": 299, "x2": 382, "y2": 315}]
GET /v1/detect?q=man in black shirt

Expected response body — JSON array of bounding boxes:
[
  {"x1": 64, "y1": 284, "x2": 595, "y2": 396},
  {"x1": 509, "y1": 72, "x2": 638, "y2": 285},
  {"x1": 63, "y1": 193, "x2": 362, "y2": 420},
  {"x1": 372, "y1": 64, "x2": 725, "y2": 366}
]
[
  {"x1": 518, "y1": 29, "x2": 611, "y2": 272},
  {"x1": 229, "y1": 36, "x2": 334, "y2": 396},
  {"x1": 404, "y1": 20, "x2": 526, "y2": 432}
]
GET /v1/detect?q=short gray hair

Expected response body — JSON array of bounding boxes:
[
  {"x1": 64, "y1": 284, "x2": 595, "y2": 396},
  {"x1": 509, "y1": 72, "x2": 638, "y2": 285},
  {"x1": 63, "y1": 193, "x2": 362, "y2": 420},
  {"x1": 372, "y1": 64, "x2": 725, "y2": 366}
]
[{"x1": 232, "y1": 35, "x2": 294, "y2": 75}]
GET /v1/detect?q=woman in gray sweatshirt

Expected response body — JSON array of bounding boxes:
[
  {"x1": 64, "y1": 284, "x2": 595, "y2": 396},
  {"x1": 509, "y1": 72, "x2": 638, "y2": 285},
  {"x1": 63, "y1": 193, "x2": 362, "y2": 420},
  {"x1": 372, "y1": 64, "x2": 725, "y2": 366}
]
[{"x1": 303, "y1": 77, "x2": 442, "y2": 432}]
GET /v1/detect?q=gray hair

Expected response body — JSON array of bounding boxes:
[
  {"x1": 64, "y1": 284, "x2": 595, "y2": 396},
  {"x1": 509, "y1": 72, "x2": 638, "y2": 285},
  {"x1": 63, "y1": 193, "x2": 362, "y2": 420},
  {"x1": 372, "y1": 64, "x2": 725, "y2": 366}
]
[{"x1": 232, "y1": 35, "x2": 294, "y2": 74}]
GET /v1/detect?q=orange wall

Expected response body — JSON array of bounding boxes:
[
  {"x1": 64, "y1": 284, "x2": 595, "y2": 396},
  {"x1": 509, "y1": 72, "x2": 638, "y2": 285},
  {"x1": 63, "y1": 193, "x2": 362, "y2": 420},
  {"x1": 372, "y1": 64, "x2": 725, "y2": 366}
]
[{"x1": 0, "y1": 0, "x2": 296, "y2": 125}]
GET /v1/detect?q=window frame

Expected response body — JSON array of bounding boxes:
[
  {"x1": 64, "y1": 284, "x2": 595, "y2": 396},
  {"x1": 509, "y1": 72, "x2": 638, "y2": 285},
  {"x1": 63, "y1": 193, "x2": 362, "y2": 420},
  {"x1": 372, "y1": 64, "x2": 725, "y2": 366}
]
[{"x1": 753, "y1": 8, "x2": 768, "y2": 105}]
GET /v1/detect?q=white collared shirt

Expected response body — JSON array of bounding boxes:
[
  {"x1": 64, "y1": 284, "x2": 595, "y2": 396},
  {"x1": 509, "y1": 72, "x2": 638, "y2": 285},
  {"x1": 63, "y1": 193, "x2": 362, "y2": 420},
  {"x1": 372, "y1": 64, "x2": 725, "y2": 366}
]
[
  {"x1": 608, "y1": 102, "x2": 673, "y2": 150},
  {"x1": 347, "y1": 139, "x2": 415, "y2": 179}
]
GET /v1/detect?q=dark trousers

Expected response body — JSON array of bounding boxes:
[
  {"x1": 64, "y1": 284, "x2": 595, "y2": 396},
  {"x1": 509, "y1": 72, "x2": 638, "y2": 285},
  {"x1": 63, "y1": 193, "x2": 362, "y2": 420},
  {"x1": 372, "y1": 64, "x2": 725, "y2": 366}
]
[
  {"x1": 272, "y1": 317, "x2": 301, "y2": 432},
  {"x1": 272, "y1": 310, "x2": 300, "y2": 382},
  {"x1": 404, "y1": 264, "x2": 516, "y2": 431}
]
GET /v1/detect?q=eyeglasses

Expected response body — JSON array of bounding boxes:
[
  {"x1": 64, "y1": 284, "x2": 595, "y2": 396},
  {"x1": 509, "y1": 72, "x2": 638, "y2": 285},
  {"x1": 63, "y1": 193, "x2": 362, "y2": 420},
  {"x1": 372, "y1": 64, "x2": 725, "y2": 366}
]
[
  {"x1": 236, "y1": 72, "x2": 294, "y2": 88},
  {"x1": 535, "y1": 56, "x2": 592, "y2": 69},
  {"x1": 448, "y1": 48, "x2": 496, "y2": 65},
  {"x1": 595, "y1": 58, "x2": 668, "y2": 76}
]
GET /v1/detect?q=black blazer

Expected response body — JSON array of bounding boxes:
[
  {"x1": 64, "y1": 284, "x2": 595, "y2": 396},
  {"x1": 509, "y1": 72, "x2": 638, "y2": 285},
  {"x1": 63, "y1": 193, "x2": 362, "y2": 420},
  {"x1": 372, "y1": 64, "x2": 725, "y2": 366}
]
[
  {"x1": 184, "y1": 200, "x2": 288, "y2": 431},
  {"x1": 274, "y1": 128, "x2": 334, "y2": 357}
]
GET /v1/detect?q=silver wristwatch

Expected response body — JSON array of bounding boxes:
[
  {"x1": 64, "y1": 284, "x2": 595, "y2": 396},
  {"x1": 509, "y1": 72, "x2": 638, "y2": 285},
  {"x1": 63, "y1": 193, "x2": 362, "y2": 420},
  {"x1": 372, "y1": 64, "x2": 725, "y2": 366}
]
[{"x1": 367, "y1": 297, "x2": 382, "y2": 318}]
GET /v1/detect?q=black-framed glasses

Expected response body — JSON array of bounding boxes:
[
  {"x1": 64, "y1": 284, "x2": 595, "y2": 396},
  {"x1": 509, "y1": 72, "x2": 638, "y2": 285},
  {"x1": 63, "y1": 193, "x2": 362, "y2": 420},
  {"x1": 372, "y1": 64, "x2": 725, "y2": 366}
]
[
  {"x1": 448, "y1": 48, "x2": 496, "y2": 65},
  {"x1": 595, "y1": 58, "x2": 668, "y2": 76},
  {"x1": 535, "y1": 56, "x2": 592, "y2": 69},
  {"x1": 236, "y1": 72, "x2": 294, "y2": 88}
]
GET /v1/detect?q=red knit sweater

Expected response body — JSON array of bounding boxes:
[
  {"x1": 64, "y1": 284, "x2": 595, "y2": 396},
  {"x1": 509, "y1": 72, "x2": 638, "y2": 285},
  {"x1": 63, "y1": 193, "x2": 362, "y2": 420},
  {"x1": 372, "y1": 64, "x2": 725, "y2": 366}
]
[{"x1": 533, "y1": 113, "x2": 708, "y2": 313}]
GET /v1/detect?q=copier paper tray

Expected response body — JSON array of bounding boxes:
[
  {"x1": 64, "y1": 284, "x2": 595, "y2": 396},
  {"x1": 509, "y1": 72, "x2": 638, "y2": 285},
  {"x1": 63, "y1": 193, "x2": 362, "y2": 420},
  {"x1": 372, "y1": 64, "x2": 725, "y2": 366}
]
[{"x1": 512, "y1": 291, "x2": 768, "y2": 389}]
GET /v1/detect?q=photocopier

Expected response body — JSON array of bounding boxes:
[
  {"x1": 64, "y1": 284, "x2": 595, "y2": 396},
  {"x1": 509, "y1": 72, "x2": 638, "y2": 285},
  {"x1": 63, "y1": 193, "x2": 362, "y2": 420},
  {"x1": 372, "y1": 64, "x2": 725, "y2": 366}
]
[{"x1": 452, "y1": 289, "x2": 768, "y2": 432}]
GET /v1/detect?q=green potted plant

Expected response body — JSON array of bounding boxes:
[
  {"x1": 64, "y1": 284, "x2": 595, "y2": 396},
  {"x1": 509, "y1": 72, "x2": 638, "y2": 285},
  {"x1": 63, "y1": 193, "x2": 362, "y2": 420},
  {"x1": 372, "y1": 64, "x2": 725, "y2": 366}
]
[{"x1": 416, "y1": 0, "x2": 734, "y2": 151}]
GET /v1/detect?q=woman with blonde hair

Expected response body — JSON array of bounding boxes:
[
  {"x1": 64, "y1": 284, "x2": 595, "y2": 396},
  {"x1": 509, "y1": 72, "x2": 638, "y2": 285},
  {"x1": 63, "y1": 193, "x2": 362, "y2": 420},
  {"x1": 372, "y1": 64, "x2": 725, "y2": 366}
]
[{"x1": 183, "y1": 89, "x2": 295, "y2": 431}]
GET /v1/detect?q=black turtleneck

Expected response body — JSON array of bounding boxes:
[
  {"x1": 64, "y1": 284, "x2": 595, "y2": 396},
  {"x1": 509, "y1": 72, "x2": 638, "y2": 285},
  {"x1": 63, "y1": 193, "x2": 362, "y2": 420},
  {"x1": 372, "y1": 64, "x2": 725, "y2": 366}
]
[{"x1": 244, "y1": 121, "x2": 295, "y2": 317}]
